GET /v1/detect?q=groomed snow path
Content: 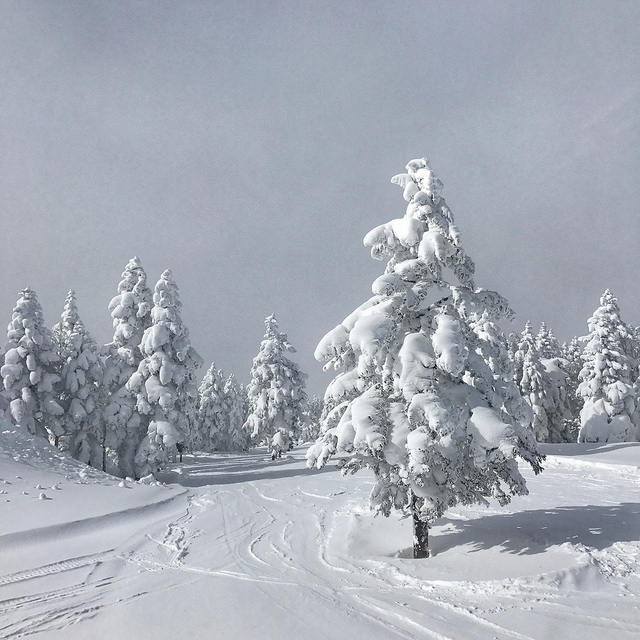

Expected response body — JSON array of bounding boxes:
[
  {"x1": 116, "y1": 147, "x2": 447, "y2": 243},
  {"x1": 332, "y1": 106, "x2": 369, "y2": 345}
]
[{"x1": 1, "y1": 434, "x2": 639, "y2": 639}]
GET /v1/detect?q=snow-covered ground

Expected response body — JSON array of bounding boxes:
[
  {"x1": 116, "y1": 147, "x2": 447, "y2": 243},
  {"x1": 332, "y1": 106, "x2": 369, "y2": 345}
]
[{"x1": 1, "y1": 428, "x2": 638, "y2": 640}]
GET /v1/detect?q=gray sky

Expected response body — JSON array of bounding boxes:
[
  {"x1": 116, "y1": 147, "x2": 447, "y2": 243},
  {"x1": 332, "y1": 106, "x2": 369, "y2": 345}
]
[{"x1": 1, "y1": 0, "x2": 639, "y2": 396}]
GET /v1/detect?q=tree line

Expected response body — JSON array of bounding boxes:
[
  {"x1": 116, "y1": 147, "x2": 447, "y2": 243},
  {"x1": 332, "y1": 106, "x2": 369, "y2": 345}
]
[
  {"x1": 508, "y1": 299, "x2": 640, "y2": 445},
  {"x1": 2, "y1": 258, "x2": 638, "y2": 489},
  {"x1": 0, "y1": 258, "x2": 316, "y2": 479}
]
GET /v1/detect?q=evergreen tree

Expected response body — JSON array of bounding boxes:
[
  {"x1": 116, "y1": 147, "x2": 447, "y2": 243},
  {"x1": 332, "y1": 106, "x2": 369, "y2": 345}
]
[
  {"x1": 511, "y1": 322, "x2": 572, "y2": 443},
  {"x1": 196, "y1": 363, "x2": 227, "y2": 451},
  {"x1": 506, "y1": 332, "x2": 520, "y2": 375},
  {"x1": 511, "y1": 321, "x2": 535, "y2": 386},
  {"x1": 577, "y1": 290, "x2": 639, "y2": 442},
  {"x1": 307, "y1": 158, "x2": 543, "y2": 557},
  {"x1": 540, "y1": 357, "x2": 574, "y2": 443},
  {"x1": 127, "y1": 269, "x2": 203, "y2": 476},
  {"x1": 535, "y1": 322, "x2": 561, "y2": 359},
  {"x1": 300, "y1": 395, "x2": 324, "y2": 443},
  {"x1": 1, "y1": 288, "x2": 64, "y2": 442},
  {"x1": 560, "y1": 338, "x2": 583, "y2": 440},
  {"x1": 520, "y1": 343, "x2": 551, "y2": 442},
  {"x1": 102, "y1": 257, "x2": 153, "y2": 477},
  {"x1": 244, "y1": 314, "x2": 308, "y2": 458},
  {"x1": 53, "y1": 291, "x2": 105, "y2": 466},
  {"x1": 223, "y1": 374, "x2": 250, "y2": 452}
]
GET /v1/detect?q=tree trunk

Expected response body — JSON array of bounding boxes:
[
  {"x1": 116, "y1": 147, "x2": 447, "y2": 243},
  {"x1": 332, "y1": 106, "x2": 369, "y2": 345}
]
[
  {"x1": 411, "y1": 493, "x2": 430, "y2": 558},
  {"x1": 102, "y1": 426, "x2": 107, "y2": 472}
]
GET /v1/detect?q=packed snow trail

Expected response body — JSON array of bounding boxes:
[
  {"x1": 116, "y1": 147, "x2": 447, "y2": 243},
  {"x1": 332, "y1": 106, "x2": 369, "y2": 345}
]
[{"x1": 1, "y1": 435, "x2": 639, "y2": 639}]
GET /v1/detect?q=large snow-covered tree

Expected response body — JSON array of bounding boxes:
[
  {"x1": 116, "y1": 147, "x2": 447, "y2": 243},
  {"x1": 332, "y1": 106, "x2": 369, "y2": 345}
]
[
  {"x1": 577, "y1": 290, "x2": 639, "y2": 443},
  {"x1": 102, "y1": 257, "x2": 153, "y2": 477},
  {"x1": 1, "y1": 288, "x2": 64, "y2": 443},
  {"x1": 307, "y1": 158, "x2": 543, "y2": 557},
  {"x1": 127, "y1": 269, "x2": 203, "y2": 476},
  {"x1": 244, "y1": 314, "x2": 308, "y2": 458},
  {"x1": 53, "y1": 291, "x2": 105, "y2": 467}
]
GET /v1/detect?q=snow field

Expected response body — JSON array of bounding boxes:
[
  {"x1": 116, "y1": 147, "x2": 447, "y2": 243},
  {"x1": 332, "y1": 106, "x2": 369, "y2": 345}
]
[{"x1": 1, "y1": 429, "x2": 639, "y2": 639}]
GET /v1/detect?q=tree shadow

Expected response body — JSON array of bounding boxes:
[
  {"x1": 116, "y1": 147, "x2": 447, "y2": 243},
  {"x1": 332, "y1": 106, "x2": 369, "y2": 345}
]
[
  {"x1": 432, "y1": 503, "x2": 640, "y2": 556},
  {"x1": 538, "y1": 442, "x2": 640, "y2": 457},
  {"x1": 157, "y1": 454, "x2": 339, "y2": 487}
]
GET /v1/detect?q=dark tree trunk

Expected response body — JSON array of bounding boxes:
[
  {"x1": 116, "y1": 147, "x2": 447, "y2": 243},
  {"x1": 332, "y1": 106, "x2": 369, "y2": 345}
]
[
  {"x1": 411, "y1": 493, "x2": 430, "y2": 558},
  {"x1": 102, "y1": 426, "x2": 107, "y2": 472}
]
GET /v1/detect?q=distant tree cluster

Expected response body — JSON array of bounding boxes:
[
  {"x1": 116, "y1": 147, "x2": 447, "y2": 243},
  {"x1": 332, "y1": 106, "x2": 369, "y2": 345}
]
[
  {"x1": 0, "y1": 258, "x2": 314, "y2": 478},
  {"x1": 507, "y1": 290, "x2": 640, "y2": 444}
]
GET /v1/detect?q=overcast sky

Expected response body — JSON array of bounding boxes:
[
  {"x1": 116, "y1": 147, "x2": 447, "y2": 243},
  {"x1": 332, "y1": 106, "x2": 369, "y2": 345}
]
[{"x1": 1, "y1": 0, "x2": 639, "y2": 396}]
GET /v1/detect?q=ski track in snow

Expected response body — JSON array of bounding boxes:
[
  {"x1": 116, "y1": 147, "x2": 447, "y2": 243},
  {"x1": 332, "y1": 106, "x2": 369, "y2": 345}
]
[{"x1": 1, "y1": 445, "x2": 639, "y2": 639}]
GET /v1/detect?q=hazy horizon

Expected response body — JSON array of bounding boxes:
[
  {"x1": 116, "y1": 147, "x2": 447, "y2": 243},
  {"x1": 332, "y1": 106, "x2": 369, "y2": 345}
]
[{"x1": 1, "y1": 1, "x2": 639, "y2": 396}]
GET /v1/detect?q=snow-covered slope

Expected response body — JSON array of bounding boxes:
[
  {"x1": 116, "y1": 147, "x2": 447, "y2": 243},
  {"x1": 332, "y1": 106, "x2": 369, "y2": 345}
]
[{"x1": 1, "y1": 425, "x2": 638, "y2": 639}]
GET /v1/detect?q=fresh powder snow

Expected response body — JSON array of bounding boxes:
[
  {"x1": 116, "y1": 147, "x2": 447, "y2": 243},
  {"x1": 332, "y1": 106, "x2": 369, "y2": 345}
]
[{"x1": 0, "y1": 421, "x2": 638, "y2": 639}]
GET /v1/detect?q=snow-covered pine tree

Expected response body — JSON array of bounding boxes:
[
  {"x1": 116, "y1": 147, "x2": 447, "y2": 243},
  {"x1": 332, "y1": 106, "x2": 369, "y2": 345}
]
[
  {"x1": 577, "y1": 290, "x2": 639, "y2": 443},
  {"x1": 53, "y1": 291, "x2": 105, "y2": 467},
  {"x1": 540, "y1": 357, "x2": 574, "y2": 443},
  {"x1": 244, "y1": 314, "x2": 308, "y2": 458},
  {"x1": 127, "y1": 269, "x2": 203, "y2": 476},
  {"x1": 237, "y1": 380, "x2": 251, "y2": 443},
  {"x1": 506, "y1": 332, "x2": 520, "y2": 373},
  {"x1": 510, "y1": 321, "x2": 535, "y2": 386},
  {"x1": 520, "y1": 342, "x2": 551, "y2": 442},
  {"x1": 196, "y1": 363, "x2": 227, "y2": 451},
  {"x1": 560, "y1": 337, "x2": 583, "y2": 440},
  {"x1": 223, "y1": 374, "x2": 250, "y2": 452},
  {"x1": 299, "y1": 395, "x2": 324, "y2": 443},
  {"x1": 102, "y1": 257, "x2": 153, "y2": 477},
  {"x1": 307, "y1": 158, "x2": 543, "y2": 557},
  {"x1": 1, "y1": 288, "x2": 64, "y2": 442},
  {"x1": 535, "y1": 322, "x2": 561, "y2": 360},
  {"x1": 514, "y1": 323, "x2": 573, "y2": 443}
]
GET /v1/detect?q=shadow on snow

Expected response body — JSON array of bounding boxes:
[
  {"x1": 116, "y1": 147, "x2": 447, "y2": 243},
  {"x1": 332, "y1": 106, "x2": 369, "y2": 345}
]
[
  {"x1": 538, "y1": 442, "x2": 640, "y2": 458},
  {"x1": 156, "y1": 448, "x2": 338, "y2": 487},
  {"x1": 432, "y1": 502, "x2": 640, "y2": 556}
]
